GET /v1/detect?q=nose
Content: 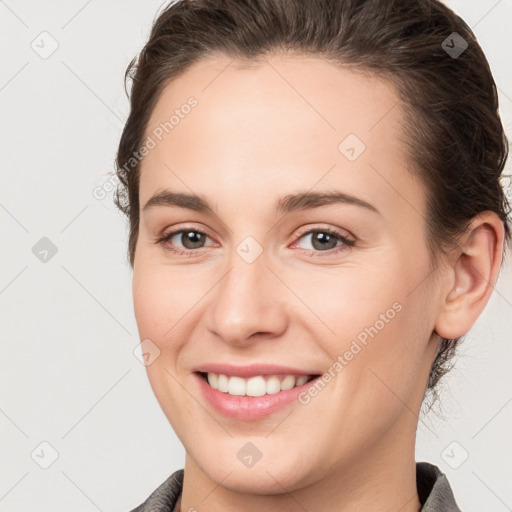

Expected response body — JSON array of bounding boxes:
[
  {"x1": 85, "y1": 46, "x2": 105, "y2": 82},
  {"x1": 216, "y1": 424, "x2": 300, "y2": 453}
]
[{"x1": 204, "y1": 251, "x2": 288, "y2": 347}]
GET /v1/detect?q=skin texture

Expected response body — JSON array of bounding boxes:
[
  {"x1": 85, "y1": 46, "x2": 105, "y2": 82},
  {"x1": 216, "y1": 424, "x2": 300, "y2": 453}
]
[{"x1": 132, "y1": 54, "x2": 504, "y2": 512}]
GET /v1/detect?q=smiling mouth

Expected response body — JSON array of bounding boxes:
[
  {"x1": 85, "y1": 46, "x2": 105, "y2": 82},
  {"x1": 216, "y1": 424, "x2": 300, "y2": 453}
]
[{"x1": 197, "y1": 371, "x2": 320, "y2": 397}]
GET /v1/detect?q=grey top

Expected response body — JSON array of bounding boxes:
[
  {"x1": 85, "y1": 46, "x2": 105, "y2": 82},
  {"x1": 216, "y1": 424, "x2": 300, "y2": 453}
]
[{"x1": 130, "y1": 461, "x2": 461, "y2": 511}]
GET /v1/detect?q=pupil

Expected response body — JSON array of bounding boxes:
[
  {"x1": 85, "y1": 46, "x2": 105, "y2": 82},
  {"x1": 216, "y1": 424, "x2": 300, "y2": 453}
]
[
  {"x1": 184, "y1": 231, "x2": 204, "y2": 248},
  {"x1": 313, "y1": 232, "x2": 336, "y2": 250}
]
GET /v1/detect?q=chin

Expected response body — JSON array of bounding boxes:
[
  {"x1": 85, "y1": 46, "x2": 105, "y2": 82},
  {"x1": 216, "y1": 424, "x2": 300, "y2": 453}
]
[{"x1": 196, "y1": 448, "x2": 316, "y2": 495}]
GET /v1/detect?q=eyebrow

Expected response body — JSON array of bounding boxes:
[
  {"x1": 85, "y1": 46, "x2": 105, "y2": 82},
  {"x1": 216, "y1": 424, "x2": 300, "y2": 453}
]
[{"x1": 142, "y1": 189, "x2": 379, "y2": 216}]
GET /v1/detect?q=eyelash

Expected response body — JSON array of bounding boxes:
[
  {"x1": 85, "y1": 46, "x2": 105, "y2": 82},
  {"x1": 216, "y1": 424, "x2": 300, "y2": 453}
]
[{"x1": 154, "y1": 225, "x2": 355, "y2": 258}]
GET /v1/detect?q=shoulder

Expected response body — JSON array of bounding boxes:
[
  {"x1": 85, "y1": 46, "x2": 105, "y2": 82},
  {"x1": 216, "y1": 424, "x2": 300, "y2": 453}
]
[
  {"x1": 129, "y1": 469, "x2": 184, "y2": 512},
  {"x1": 417, "y1": 462, "x2": 462, "y2": 512}
]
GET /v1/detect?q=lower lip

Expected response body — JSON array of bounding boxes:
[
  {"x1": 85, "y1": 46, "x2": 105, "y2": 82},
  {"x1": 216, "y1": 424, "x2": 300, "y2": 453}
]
[{"x1": 194, "y1": 373, "x2": 320, "y2": 421}]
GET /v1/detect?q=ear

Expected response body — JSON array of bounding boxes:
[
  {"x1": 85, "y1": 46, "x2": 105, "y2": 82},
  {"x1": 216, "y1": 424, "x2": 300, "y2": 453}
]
[{"x1": 434, "y1": 211, "x2": 505, "y2": 339}]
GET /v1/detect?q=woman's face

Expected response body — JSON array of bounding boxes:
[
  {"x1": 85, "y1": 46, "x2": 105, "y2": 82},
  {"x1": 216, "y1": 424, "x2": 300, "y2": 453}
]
[{"x1": 133, "y1": 55, "x2": 441, "y2": 492}]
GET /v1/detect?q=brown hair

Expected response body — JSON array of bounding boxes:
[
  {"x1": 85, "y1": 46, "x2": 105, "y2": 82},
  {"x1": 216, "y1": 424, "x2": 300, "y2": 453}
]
[{"x1": 114, "y1": 0, "x2": 511, "y2": 402}]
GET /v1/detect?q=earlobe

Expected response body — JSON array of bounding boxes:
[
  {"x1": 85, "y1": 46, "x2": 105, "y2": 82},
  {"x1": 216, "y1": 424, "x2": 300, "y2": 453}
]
[{"x1": 434, "y1": 211, "x2": 504, "y2": 340}]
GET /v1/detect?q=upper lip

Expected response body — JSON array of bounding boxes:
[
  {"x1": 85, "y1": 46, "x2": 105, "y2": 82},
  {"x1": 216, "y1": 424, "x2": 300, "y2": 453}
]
[{"x1": 193, "y1": 363, "x2": 319, "y2": 378}]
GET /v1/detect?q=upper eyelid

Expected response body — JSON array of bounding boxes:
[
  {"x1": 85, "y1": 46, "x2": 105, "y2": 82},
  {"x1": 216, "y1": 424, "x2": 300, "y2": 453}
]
[
  {"x1": 165, "y1": 224, "x2": 216, "y2": 242},
  {"x1": 293, "y1": 224, "x2": 353, "y2": 239}
]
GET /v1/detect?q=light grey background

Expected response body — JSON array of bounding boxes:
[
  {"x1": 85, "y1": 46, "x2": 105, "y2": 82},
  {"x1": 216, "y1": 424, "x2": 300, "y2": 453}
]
[{"x1": 0, "y1": 0, "x2": 511, "y2": 510}]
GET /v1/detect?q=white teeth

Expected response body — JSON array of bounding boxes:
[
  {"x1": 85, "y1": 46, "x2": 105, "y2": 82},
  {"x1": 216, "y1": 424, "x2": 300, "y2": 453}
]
[
  {"x1": 296, "y1": 375, "x2": 308, "y2": 386},
  {"x1": 205, "y1": 372, "x2": 312, "y2": 396},
  {"x1": 207, "y1": 372, "x2": 219, "y2": 390},
  {"x1": 246, "y1": 376, "x2": 266, "y2": 397},
  {"x1": 217, "y1": 373, "x2": 229, "y2": 393},
  {"x1": 266, "y1": 376, "x2": 281, "y2": 395},
  {"x1": 280, "y1": 375, "x2": 295, "y2": 390},
  {"x1": 228, "y1": 376, "x2": 246, "y2": 396}
]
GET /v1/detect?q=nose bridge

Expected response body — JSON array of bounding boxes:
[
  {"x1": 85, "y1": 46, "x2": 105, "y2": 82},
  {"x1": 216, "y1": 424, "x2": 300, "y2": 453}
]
[{"x1": 205, "y1": 245, "x2": 286, "y2": 344}]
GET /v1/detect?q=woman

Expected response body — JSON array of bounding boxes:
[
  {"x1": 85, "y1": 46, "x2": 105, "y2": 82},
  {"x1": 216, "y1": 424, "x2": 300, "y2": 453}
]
[{"x1": 114, "y1": 0, "x2": 511, "y2": 510}]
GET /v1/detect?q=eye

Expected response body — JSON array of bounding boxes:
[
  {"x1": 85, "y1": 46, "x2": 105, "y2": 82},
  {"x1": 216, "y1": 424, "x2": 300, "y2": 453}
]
[
  {"x1": 155, "y1": 226, "x2": 214, "y2": 257},
  {"x1": 292, "y1": 227, "x2": 355, "y2": 256},
  {"x1": 155, "y1": 225, "x2": 355, "y2": 257}
]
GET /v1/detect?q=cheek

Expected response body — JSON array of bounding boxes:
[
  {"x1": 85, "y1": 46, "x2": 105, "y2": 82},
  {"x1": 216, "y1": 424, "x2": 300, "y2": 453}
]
[
  {"x1": 132, "y1": 264, "x2": 198, "y2": 433},
  {"x1": 339, "y1": 286, "x2": 435, "y2": 424},
  {"x1": 289, "y1": 261, "x2": 409, "y2": 348},
  {"x1": 314, "y1": 298, "x2": 433, "y2": 461},
  {"x1": 299, "y1": 257, "x2": 434, "y2": 403},
  {"x1": 131, "y1": 262, "x2": 212, "y2": 413},
  {"x1": 132, "y1": 261, "x2": 207, "y2": 339}
]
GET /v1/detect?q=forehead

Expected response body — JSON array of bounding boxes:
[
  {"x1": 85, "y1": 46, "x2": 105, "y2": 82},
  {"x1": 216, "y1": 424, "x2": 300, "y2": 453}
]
[
  {"x1": 144, "y1": 53, "x2": 402, "y2": 149},
  {"x1": 139, "y1": 54, "x2": 425, "y2": 221}
]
